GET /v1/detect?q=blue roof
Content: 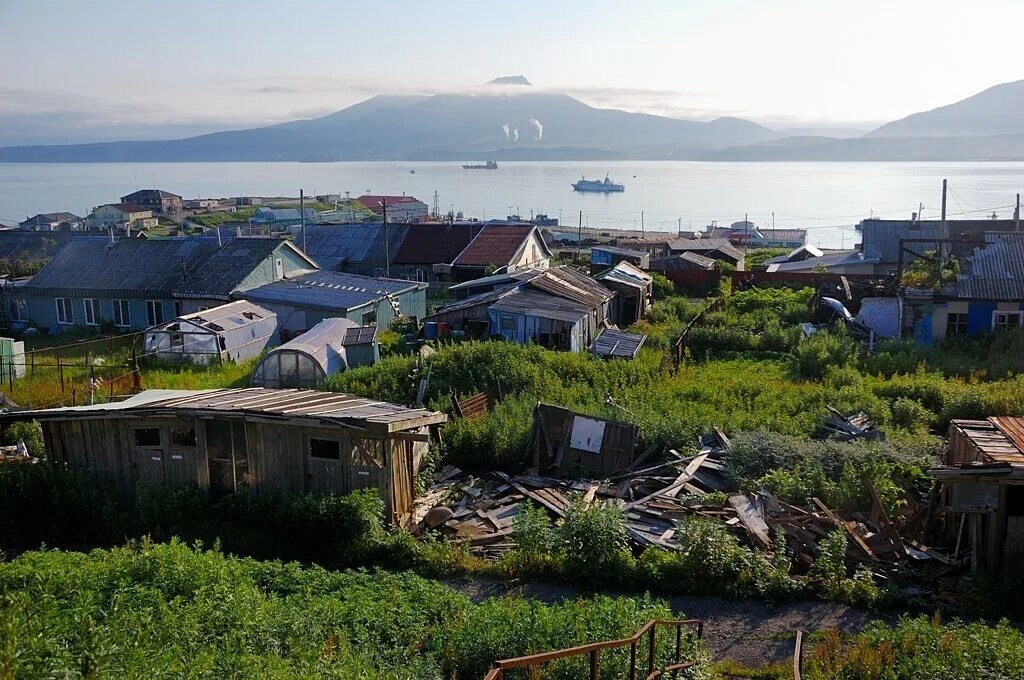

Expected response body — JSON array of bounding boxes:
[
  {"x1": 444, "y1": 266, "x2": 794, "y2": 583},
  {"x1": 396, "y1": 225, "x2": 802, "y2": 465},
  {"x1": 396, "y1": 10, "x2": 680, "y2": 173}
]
[
  {"x1": 300, "y1": 224, "x2": 408, "y2": 270},
  {"x1": 252, "y1": 207, "x2": 315, "y2": 223},
  {"x1": 236, "y1": 270, "x2": 424, "y2": 312}
]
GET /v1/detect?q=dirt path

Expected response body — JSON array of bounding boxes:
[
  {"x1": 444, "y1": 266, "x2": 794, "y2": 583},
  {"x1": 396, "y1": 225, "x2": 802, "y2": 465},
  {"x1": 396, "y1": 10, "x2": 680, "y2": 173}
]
[{"x1": 443, "y1": 576, "x2": 887, "y2": 667}]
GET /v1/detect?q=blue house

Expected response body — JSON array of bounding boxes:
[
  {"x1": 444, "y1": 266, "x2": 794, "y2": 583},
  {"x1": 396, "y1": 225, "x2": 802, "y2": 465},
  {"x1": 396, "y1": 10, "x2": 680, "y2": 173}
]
[
  {"x1": 903, "y1": 234, "x2": 1024, "y2": 344},
  {"x1": 16, "y1": 236, "x2": 317, "y2": 332}
]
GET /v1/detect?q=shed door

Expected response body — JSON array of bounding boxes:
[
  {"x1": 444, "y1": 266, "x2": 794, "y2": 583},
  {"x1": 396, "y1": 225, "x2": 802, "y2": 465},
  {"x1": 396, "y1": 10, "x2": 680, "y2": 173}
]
[
  {"x1": 205, "y1": 420, "x2": 250, "y2": 495},
  {"x1": 307, "y1": 435, "x2": 345, "y2": 495},
  {"x1": 131, "y1": 425, "x2": 166, "y2": 483},
  {"x1": 350, "y1": 438, "x2": 387, "y2": 491},
  {"x1": 165, "y1": 424, "x2": 199, "y2": 483}
]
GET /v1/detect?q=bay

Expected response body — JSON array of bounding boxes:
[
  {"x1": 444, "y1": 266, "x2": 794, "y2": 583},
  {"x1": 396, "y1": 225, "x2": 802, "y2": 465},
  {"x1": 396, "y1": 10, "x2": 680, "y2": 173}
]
[{"x1": 2, "y1": 160, "x2": 1023, "y2": 249}]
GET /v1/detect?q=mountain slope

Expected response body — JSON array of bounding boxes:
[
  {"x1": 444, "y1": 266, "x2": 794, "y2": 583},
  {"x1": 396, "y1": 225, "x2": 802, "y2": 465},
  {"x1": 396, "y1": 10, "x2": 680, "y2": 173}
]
[
  {"x1": 867, "y1": 80, "x2": 1024, "y2": 138},
  {"x1": 0, "y1": 92, "x2": 776, "y2": 162}
]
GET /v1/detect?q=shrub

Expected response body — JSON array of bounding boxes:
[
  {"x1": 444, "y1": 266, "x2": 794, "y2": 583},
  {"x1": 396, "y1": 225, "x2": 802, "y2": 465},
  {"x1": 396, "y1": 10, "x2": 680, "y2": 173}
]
[
  {"x1": 810, "y1": 529, "x2": 880, "y2": 606},
  {"x1": 504, "y1": 501, "x2": 553, "y2": 573},
  {"x1": 651, "y1": 273, "x2": 676, "y2": 300},
  {"x1": 3, "y1": 420, "x2": 43, "y2": 458},
  {"x1": 794, "y1": 330, "x2": 858, "y2": 380},
  {"x1": 557, "y1": 499, "x2": 634, "y2": 586}
]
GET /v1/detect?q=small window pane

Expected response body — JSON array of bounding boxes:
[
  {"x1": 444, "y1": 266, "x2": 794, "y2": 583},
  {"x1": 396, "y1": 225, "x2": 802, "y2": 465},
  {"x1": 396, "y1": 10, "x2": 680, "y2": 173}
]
[
  {"x1": 134, "y1": 428, "x2": 161, "y2": 447},
  {"x1": 310, "y1": 438, "x2": 341, "y2": 460},
  {"x1": 171, "y1": 428, "x2": 197, "y2": 447}
]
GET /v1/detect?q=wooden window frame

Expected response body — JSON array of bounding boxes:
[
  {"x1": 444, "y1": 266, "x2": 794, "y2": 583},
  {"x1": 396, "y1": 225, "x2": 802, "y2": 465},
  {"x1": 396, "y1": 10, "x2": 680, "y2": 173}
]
[{"x1": 55, "y1": 297, "x2": 74, "y2": 325}]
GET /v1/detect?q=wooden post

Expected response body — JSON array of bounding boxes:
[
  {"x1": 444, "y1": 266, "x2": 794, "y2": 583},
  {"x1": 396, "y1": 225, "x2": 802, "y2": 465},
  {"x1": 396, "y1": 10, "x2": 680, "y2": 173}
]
[
  {"x1": 793, "y1": 630, "x2": 804, "y2": 680},
  {"x1": 576, "y1": 210, "x2": 583, "y2": 261},
  {"x1": 629, "y1": 641, "x2": 637, "y2": 680},
  {"x1": 647, "y1": 625, "x2": 656, "y2": 679},
  {"x1": 1016, "y1": 193, "x2": 1020, "y2": 233},
  {"x1": 58, "y1": 356, "x2": 64, "y2": 393},
  {"x1": 589, "y1": 649, "x2": 598, "y2": 680},
  {"x1": 674, "y1": 624, "x2": 682, "y2": 678},
  {"x1": 71, "y1": 387, "x2": 76, "y2": 406},
  {"x1": 940, "y1": 178, "x2": 947, "y2": 232}
]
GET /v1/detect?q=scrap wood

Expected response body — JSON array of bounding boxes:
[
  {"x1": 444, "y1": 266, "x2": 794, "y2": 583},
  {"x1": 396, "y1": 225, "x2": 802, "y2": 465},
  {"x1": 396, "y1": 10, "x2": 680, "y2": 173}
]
[
  {"x1": 625, "y1": 453, "x2": 709, "y2": 509},
  {"x1": 811, "y1": 497, "x2": 879, "y2": 562},
  {"x1": 496, "y1": 472, "x2": 567, "y2": 518},
  {"x1": 728, "y1": 494, "x2": 773, "y2": 551},
  {"x1": 866, "y1": 482, "x2": 907, "y2": 559}
]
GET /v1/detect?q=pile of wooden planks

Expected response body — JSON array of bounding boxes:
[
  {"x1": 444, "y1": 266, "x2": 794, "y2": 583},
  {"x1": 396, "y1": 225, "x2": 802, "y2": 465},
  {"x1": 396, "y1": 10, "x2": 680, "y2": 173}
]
[{"x1": 820, "y1": 406, "x2": 883, "y2": 441}]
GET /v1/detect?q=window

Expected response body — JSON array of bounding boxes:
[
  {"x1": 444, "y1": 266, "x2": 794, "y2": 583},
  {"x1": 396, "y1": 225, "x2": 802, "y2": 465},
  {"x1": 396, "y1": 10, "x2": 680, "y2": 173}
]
[
  {"x1": 170, "y1": 427, "x2": 197, "y2": 447},
  {"x1": 83, "y1": 298, "x2": 101, "y2": 326},
  {"x1": 275, "y1": 257, "x2": 284, "y2": 279},
  {"x1": 9, "y1": 298, "x2": 25, "y2": 322},
  {"x1": 310, "y1": 437, "x2": 341, "y2": 460},
  {"x1": 174, "y1": 300, "x2": 183, "y2": 317},
  {"x1": 133, "y1": 428, "x2": 162, "y2": 447},
  {"x1": 113, "y1": 299, "x2": 131, "y2": 327},
  {"x1": 500, "y1": 315, "x2": 517, "y2": 331},
  {"x1": 146, "y1": 300, "x2": 164, "y2": 326},
  {"x1": 55, "y1": 297, "x2": 74, "y2": 324},
  {"x1": 415, "y1": 269, "x2": 426, "y2": 282},
  {"x1": 947, "y1": 313, "x2": 968, "y2": 337},
  {"x1": 994, "y1": 311, "x2": 1024, "y2": 331},
  {"x1": 372, "y1": 268, "x2": 385, "y2": 278},
  {"x1": 361, "y1": 309, "x2": 377, "y2": 325}
]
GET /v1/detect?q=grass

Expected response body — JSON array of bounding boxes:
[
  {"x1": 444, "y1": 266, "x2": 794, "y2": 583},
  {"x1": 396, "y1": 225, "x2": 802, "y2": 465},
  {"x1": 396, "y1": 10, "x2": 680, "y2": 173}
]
[{"x1": 713, "y1": 659, "x2": 793, "y2": 679}]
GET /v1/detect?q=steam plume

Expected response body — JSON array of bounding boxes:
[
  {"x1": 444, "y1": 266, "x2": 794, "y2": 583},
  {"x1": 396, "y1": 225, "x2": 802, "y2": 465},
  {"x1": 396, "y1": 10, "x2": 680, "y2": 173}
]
[
  {"x1": 501, "y1": 123, "x2": 510, "y2": 139},
  {"x1": 529, "y1": 118, "x2": 543, "y2": 140},
  {"x1": 513, "y1": 127, "x2": 519, "y2": 142}
]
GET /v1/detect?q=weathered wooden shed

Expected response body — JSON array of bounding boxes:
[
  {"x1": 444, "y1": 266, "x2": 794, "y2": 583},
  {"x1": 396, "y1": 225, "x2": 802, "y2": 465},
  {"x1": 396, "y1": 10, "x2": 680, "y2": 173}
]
[
  {"x1": 532, "y1": 403, "x2": 638, "y2": 477},
  {"x1": 6, "y1": 388, "x2": 446, "y2": 522},
  {"x1": 930, "y1": 417, "x2": 1024, "y2": 571},
  {"x1": 144, "y1": 300, "x2": 278, "y2": 365},
  {"x1": 250, "y1": 318, "x2": 378, "y2": 389},
  {"x1": 595, "y1": 261, "x2": 653, "y2": 326}
]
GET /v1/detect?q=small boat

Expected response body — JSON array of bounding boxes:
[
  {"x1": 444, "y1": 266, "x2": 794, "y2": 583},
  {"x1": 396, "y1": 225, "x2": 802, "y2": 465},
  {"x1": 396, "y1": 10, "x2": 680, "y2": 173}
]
[
  {"x1": 410, "y1": 169, "x2": 416, "y2": 174},
  {"x1": 463, "y1": 160, "x2": 499, "y2": 170},
  {"x1": 572, "y1": 174, "x2": 625, "y2": 193}
]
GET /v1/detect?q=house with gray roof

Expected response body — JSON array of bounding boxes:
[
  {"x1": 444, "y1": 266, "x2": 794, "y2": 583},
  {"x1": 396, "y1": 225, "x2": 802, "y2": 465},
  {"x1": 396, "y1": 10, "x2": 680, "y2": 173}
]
[
  {"x1": 17, "y1": 236, "x2": 317, "y2": 332},
  {"x1": 299, "y1": 223, "x2": 408, "y2": 276}
]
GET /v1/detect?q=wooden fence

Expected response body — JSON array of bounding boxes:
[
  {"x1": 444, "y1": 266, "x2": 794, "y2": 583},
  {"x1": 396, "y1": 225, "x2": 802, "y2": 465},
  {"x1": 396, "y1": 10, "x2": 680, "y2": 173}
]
[
  {"x1": 482, "y1": 619, "x2": 703, "y2": 680},
  {"x1": 663, "y1": 296, "x2": 724, "y2": 372}
]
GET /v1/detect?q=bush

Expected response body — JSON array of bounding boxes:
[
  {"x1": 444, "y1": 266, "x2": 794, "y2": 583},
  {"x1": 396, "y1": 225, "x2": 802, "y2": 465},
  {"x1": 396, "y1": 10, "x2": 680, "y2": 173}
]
[
  {"x1": 651, "y1": 272, "x2": 676, "y2": 300},
  {"x1": 557, "y1": 499, "x2": 634, "y2": 586},
  {"x1": 3, "y1": 420, "x2": 43, "y2": 458},
  {"x1": 503, "y1": 501, "x2": 554, "y2": 574},
  {"x1": 794, "y1": 330, "x2": 859, "y2": 380}
]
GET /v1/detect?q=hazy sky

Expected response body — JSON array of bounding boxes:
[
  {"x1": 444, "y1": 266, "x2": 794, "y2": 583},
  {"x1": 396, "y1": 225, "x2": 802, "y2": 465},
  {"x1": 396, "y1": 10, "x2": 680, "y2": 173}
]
[{"x1": 1, "y1": 0, "x2": 1023, "y2": 143}]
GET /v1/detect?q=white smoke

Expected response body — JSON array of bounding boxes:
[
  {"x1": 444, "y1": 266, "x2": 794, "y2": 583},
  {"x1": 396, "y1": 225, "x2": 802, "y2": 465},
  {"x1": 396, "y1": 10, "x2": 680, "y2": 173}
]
[
  {"x1": 501, "y1": 122, "x2": 510, "y2": 140},
  {"x1": 529, "y1": 118, "x2": 543, "y2": 140},
  {"x1": 513, "y1": 127, "x2": 519, "y2": 142}
]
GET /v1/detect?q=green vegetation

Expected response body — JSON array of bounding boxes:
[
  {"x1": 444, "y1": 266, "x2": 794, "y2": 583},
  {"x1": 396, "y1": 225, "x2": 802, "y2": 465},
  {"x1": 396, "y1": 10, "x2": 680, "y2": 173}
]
[
  {"x1": 188, "y1": 206, "x2": 257, "y2": 227},
  {"x1": 744, "y1": 247, "x2": 790, "y2": 269},
  {"x1": 0, "y1": 541, "x2": 703, "y2": 679}
]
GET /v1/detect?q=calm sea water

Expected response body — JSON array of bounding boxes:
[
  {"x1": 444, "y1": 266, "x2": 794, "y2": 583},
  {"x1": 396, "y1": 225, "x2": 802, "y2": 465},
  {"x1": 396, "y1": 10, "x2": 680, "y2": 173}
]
[{"x1": 2, "y1": 161, "x2": 1023, "y2": 248}]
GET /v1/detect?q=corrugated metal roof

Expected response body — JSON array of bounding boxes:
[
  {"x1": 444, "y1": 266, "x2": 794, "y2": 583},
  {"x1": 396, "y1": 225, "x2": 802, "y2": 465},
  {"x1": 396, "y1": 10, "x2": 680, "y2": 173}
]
[
  {"x1": 591, "y1": 328, "x2": 646, "y2": 359},
  {"x1": 859, "y1": 219, "x2": 948, "y2": 262},
  {"x1": 166, "y1": 300, "x2": 274, "y2": 332},
  {"x1": 452, "y1": 224, "x2": 546, "y2": 267},
  {"x1": 300, "y1": 224, "x2": 407, "y2": 271},
  {"x1": 765, "y1": 250, "x2": 877, "y2": 273},
  {"x1": 515, "y1": 266, "x2": 613, "y2": 307},
  {"x1": 955, "y1": 233, "x2": 1024, "y2": 300},
  {"x1": 25, "y1": 238, "x2": 221, "y2": 298},
  {"x1": 392, "y1": 223, "x2": 478, "y2": 265},
  {"x1": 252, "y1": 207, "x2": 315, "y2": 223},
  {"x1": 176, "y1": 238, "x2": 313, "y2": 299},
  {"x1": 649, "y1": 252, "x2": 716, "y2": 271},
  {"x1": 591, "y1": 245, "x2": 648, "y2": 258},
  {"x1": 238, "y1": 270, "x2": 423, "y2": 312},
  {"x1": 0, "y1": 231, "x2": 92, "y2": 260},
  {"x1": 6, "y1": 387, "x2": 446, "y2": 433},
  {"x1": 426, "y1": 284, "x2": 520, "y2": 317},
  {"x1": 489, "y1": 288, "x2": 593, "y2": 323},
  {"x1": 666, "y1": 237, "x2": 733, "y2": 252},
  {"x1": 595, "y1": 261, "x2": 653, "y2": 289}
]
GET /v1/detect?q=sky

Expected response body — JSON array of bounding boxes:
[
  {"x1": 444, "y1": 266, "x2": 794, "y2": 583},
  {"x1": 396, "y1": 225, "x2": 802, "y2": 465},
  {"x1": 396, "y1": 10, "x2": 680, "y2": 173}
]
[{"x1": 1, "y1": 0, "x2": 1023, "y2": 144}]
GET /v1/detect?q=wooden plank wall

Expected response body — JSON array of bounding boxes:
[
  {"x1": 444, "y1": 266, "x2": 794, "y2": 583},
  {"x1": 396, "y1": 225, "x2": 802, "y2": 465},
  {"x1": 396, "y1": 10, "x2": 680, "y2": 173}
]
[{"x1": 533, "y1": 404, "x2": 637, "y2": 477}]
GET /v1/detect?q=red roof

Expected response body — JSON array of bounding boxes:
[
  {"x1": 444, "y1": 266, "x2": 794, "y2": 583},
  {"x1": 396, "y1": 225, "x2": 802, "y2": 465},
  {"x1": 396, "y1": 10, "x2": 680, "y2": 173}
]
[
  {"x1": 356, "y1": 195, "x2": 422, "y2": 214},
  {"x1": 392, "y1": 224, "x2": 479, "y2": 265},
  {"x1": 452, "y1": 224, "x2": 540, "y2": 267}
]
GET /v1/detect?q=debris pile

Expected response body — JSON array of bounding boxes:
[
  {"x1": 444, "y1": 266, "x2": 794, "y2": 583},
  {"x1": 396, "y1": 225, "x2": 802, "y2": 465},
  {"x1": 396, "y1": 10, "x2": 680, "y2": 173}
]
[{"x1": 820, "y1": 405, "x2": 883, "y2": 441}]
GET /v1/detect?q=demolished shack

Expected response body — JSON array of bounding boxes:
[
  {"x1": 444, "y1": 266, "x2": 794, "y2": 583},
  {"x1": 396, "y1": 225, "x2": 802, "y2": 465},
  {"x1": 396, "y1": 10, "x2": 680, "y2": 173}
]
[
  {"x1": 930, "y1": 417, "x2": 1024, "y2": 571},
  {"x1": 2, "y1": 388, "x2": 446, "y2": 522}
]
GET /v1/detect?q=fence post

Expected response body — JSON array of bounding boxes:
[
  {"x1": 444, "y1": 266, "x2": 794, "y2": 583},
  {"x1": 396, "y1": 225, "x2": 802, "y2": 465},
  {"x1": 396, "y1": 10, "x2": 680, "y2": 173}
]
[
  {"x1": 629, "y1": 641, "x2": 637, "y2": 680},
  {"x1": 647, "y1": 625, "x2": 656, "y2": 679},
  {"x1": 71, "y1": 387, "x2": 76, "y2": 406},
  {"x1": 674, "y1": 624, "x2": 682, "y2": 678},
  {"x1": 58, "y1": 356, "x2": 64, "y2": 393},
  {"x1": 30, "y1": 351, "x2": 33, "y2": 376},
  {"x1": 590, "y1": 649, "x2": 598, "y2": 680}
]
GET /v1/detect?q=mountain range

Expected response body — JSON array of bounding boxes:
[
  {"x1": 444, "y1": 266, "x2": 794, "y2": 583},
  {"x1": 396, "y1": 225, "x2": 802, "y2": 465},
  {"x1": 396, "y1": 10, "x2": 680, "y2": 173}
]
[{"x1": 2, "y1": 78, "x2": 1023, "y2": 162}]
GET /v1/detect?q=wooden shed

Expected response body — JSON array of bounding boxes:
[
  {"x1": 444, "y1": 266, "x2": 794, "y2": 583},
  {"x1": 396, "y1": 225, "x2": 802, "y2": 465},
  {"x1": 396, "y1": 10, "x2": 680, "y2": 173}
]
[
  {"x1": 532, "y1": 403, "x2": 638, "y2": 477},
  {"x1": 930, "y1": 417, "x2": 1024, "y2": 571},
  {"x1": 5, "y1": 388, "x2": 447, "y2": 522}
]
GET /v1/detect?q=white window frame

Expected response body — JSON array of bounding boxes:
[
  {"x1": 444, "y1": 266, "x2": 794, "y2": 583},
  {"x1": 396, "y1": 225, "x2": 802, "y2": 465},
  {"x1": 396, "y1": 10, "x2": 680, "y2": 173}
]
[
  {"x1": 146, "y1": 300, "x2": 164, "y2": 326},
  {"x1": 993, "y1": 311, "x2": 1024, "y2": 331},
  {"x1": 113, "y1": 299, "x2": 131, "y2": 327},
  {"x1": 9, "y1": 298, "x2": 25, "y2": 322},
  {"x1": 55, "y1": 297, "x2": 74, "y2": 325},
  {"x1": 83, "y1": 298, "x2": 101, "y2": 326}
]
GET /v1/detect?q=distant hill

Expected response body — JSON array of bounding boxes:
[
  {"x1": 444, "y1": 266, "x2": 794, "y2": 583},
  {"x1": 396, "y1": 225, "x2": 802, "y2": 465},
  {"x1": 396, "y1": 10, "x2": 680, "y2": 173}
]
[
  {"x1": 867, "y1": 80, "x2": 1024, "y2": 138},
  {"x1": 487, "y1": 75, "x2": 532, "y2": 86},
  {"x1": 0, "y1": 91, "x2": 777, "y2": 162}
]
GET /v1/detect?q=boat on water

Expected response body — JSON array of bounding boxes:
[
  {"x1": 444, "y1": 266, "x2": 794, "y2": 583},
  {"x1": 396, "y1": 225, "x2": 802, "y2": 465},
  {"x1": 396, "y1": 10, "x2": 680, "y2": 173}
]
[
  {"x1": 572, "y1": 174, "x2": 625, "y2": 192},
  {"x1": 463, "y1": 160, "x2": 498, "y2": 170}
]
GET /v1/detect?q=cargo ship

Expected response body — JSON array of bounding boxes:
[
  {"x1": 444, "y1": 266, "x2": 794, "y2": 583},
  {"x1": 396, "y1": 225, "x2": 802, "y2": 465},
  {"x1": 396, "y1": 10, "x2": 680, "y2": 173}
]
[
  {"x1": 571, "y1": 174, "x2": 624, "y2": 192},
  {"x1": 463, "y1": 160, "x2": 498, "y2": 169}
]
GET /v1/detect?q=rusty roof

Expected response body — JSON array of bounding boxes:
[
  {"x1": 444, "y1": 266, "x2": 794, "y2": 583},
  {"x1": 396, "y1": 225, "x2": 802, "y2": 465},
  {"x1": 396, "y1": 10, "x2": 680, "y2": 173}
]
[
  {"x1": 452, "y1": 224, "x2": 549, "y2": 267},
  {"x1": 392, "y1": 223, "x2": 479, "y2": 265}
]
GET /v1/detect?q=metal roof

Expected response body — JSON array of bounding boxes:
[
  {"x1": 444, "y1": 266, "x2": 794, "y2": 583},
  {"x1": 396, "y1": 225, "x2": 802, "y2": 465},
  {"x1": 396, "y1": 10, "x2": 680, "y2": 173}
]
[
  {"x1": 765, "y1": 250, "x2": 878, "y2": 273},
  {"x1": 514, "y1": 266, "x2": 613, "y2": 307},
  {"x1": 448, "y1": 271, "x2": 517, "y2": 291},
  {"x1": 489, "y1": 288, "x2": 593, "y2": 323},
  {"x1": 300, "y1": 224, "x2": 407, "y2": 271},
  {"x1": 176, "y1": 238, "x2": 315, "y2": 299},
  {"x1": 392, "y1": 223, "x2": 479, "y2": 265},
  {"x1": 252, "y1": 207, "x2": 315, "y2": 223},
  {"x1": 0, "y1": 231, "x2": 92, "y2": 260},
  {"x1": 25, "y1": 237, "x2": 221, "y2": 298},
  {"x1": 648, "y1": 252, "x2": 716, "y2": 271},
  {"x1": 452, "y1": 224, "x2": 548, "y2": 267},
  {"x1": 238, "y1": 270, "x2": 424, "y2": 312},
  {"x1": 122, "y1": 189, "x2": 181, "y2": 201},
  {"x1": 859, "y1": 219, "x2": 948, "y2": 262},
  {"x1": 155, "y1": 300, "x2": 274, "y2": 333},
  {"x1": 595, "y1": 261, "x2": 653, "y2": 289},
  {"x1": 666, "y1": 237, "x2": 733, "y2": 252},
  {"x1": 591, "y1": 245, "x2": 649, "y2": 258},
  {"x1": 591, "y1": 328, "x2": 646, "y2": 359},
  {"x1": 426, "y1": 284, "x2": 520, "y2": 318},
  {"x1": 955, "y1": 233, "x2": 1024, "y2": 300},
  {"x1": 4, "y1": 387, "x2": 446, "y2": 435}
]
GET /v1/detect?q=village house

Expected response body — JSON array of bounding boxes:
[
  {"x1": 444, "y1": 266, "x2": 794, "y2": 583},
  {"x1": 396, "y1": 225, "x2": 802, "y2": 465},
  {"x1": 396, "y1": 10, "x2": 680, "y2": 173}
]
[
  {"x1": 182, "y1": 198, "x2": 223, "y2": 211},
  {"x1": 85, "y1": 203, "x2": 157, "y2": 231},
  {"x1": 426, "y1": 266, "x2": 612, "y2": 352},
  {"x1": 16, "y1": 236, "x2": 315, "y2": 332},
  {"x1": 250, "y1": 318, "x2": 379, "y2": 389},
  {"x1": 594, "y1": 261, "x2": 653, "y2": 327},
  {"x1": 0, "y1": 388, "x2": 447, "y2": 522},
  {"x1": 666, "y1": 238, "x2": 745, "y2": 270},
  {"x1": 901, "y1": 233, "x2": 1024, "y2": 343},
  {"x1": 251, "y1": 207, "x2": 316, "y2": 231},
  {"x1": 300, "y1": 223, "x2": 407, "y2": 276},
  {"x1": 356, "y1": 194, "x2": 429, "y2": 222},
  {"x1": 589, "y1": 244, "x2": 650, "y2": 273},
  {"x1": 389, "y1": 223, "x2": 479, "y2": 288},
  {"x1": 236, "y1": 270, "x2": 427, "y2": 333},
  {"x1": 121, "y1": 189, "x2": 183, "y2": 215},
  {"x1": 449, "y1": 224, "x2": 551, "y2": 281},
  {"x1": 706, "y1": 221, "x2": 808, "y2": 249},
  {"x1": 17, "y1": 212, "x2": 83, "y2": 231}
]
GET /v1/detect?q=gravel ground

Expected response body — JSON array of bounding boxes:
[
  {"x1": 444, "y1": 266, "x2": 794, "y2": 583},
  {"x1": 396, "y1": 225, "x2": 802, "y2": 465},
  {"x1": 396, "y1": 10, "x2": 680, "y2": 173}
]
[{"x1": 443, "y1": 576, "x2": 888, "y2": 668}]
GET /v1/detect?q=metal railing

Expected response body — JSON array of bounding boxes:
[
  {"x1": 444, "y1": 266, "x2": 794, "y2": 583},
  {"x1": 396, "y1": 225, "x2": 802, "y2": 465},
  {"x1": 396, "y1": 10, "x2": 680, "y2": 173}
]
[{"x1": 482, "y1": 618, "x2": 703, "y2": 680}]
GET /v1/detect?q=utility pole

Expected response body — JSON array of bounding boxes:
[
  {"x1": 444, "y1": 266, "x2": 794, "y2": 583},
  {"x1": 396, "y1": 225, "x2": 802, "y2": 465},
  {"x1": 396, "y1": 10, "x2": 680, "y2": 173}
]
[
  {"x1": 940, "y1": 179, "x2": 947, "y2": 233},
  {"x1": 677, "y1": 217, "x2": 682, "y2": 235},
  {"x1": 300, "y1": 189, "x2": 307, "y2": 254},
  {"x1": 576, "y1": 210, "x2": 583, "y2": 261},
  {"x1": 1016, "y1": 193, "x2": 1021, "y2": 232},
  {"x1": 382, "y1": 197, "x2": 390, "y2": 277},
  {"x1": 918, "y1": 202, "x2": 924, "y2": 222},
  {"x1": 641, "y1": 210, "x2": 645, "y2": 238}
]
